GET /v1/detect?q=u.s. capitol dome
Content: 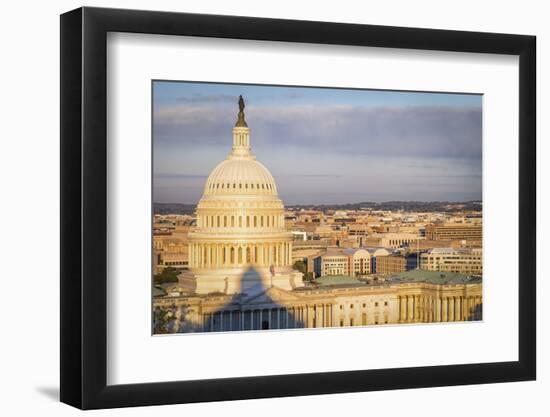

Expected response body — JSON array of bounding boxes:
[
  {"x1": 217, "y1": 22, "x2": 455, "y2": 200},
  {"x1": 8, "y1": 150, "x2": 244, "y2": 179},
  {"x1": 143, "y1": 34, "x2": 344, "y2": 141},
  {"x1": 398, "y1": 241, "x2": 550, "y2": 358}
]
[{"x1": 182, "y1": 96, "x2": 304, "y2": 295}]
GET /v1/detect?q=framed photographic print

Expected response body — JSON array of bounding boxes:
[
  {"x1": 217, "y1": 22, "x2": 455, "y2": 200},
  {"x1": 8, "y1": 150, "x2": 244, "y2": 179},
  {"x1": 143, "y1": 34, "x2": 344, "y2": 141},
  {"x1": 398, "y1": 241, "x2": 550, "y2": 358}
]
[{"x1": 60, "y1": 6, "x2": 536, "y2": 409}]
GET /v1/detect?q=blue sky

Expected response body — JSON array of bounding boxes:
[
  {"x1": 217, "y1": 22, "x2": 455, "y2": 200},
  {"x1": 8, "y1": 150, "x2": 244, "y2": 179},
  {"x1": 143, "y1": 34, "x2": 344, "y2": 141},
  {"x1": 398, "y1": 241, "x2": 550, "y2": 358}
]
[{"x1": 153, "y1": 81, "x2": 482, "y2": 205}]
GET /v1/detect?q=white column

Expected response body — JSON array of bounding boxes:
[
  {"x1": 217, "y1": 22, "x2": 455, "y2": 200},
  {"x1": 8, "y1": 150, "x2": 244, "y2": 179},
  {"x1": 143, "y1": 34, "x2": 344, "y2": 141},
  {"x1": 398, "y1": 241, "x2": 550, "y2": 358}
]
[
  {"x1": 286, "y1": 243, "x2": 290, "y2": 265},
  {"x1": 401, "y1": 296, "x2": 406, "y2": 322},
  {"x1": 259, "y1": 244, "x2": 264, "y2": 266}
]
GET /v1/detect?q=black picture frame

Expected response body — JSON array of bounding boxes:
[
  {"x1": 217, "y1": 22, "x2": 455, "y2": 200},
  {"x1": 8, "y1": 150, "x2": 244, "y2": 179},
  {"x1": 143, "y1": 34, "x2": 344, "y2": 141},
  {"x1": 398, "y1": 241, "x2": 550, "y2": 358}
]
[{"x1": 60, "y1": 6, "x2": 536, "y2": 410}]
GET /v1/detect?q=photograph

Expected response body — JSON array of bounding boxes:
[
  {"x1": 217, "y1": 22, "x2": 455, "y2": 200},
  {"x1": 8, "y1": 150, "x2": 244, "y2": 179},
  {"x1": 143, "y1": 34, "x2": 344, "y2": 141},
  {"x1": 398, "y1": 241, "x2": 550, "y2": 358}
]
[{"x1": 152, "y1": 81, "x2": 483, "y2": 334}]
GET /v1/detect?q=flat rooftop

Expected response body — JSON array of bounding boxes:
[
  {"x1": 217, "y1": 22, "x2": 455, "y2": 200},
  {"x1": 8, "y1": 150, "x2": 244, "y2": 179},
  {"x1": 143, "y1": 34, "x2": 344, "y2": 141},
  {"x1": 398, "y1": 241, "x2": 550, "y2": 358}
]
[
  {"x1": 389, "y1": 269, "x2": 482, "y2": 285},
  {"x1": 312, "y1": 270, "x2": 481, "y2": 289}
]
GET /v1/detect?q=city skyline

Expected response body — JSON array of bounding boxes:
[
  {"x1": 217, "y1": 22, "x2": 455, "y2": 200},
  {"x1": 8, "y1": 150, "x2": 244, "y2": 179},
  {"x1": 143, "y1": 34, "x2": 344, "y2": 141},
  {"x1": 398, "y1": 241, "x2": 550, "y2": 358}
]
[
  {"x1": 153, "y1": 90, "x2": 483, "y2": 334},
  {"x1": 153, "y1": 81, "x2": 482, "y2": 205}
]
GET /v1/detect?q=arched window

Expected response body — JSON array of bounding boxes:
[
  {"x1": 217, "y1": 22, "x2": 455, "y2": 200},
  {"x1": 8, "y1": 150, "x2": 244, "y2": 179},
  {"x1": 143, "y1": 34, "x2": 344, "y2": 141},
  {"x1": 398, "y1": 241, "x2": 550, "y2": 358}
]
[
  {"x1": 231, "y1": 216, "x2": 235, "y2": 227},
  {"x1": 246, "y1": 216, "x2": 250, "y2": 227},
  {"x1": 238, "y1": 247, "x2": 243, "y2": 264},
  {"x1": 261, "y1": 216, "x2": 264, "y2": 227},
  {"x1": 254, "y1": 216, "x2": 257, "y2": 227},
  {"x1": 223, "y1": 216, "x2": 227, "y2": 227},
  {"x1": 239, "y1": 216, "x2": 242, "y2": 227},
  {"x1": 216, "y1": 216, "x2": 220, "y2": 227}
]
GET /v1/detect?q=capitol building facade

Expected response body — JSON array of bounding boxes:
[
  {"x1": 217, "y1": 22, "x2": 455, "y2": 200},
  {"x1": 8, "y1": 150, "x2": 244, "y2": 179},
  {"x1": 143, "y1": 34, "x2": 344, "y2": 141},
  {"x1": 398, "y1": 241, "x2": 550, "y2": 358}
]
[
  {"x1": 180, "y1": 96, "x2": 304, "y2": 295},
  {"x1": 154, "y1": 97, "x2": 482, "y2": 334}
]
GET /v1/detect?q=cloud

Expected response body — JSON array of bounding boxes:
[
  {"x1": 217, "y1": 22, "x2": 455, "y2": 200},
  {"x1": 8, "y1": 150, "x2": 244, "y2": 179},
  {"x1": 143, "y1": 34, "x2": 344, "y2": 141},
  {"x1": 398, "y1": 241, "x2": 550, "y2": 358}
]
[
  {"x1": 176, "y1": 94, "x2": 236, "y2": 103},
  {"x1": 153, "y1": 103, "x2": 482, "y2": 160},
  {"x1": 154, "y1": 173, "x2": 207, "y2": 179},
  {"x1": 152, "y1": 101, "x2": 482, "y2": 203}
]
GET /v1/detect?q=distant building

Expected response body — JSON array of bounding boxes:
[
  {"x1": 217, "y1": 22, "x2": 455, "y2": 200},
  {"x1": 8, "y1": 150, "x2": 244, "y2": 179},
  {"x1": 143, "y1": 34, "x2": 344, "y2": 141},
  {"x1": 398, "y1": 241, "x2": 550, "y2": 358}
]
[
  {"x1": 364, "y1": 232, "x2": 421, "y2": 249},
  {"x1": 425, "y1": 223, "x2": 482, "y2": 241},
  {"x1": 345, "y1": 248, "x2": 371, "y2": 276},
  {"x1": 320, "y1": 249, "x2": 348, "y2": 276},
  {"x1": 405, "y1": 252, "x2": 421, "y2": 270},
  {"x1": 347, "y1": 223, "x2": 368, "y2": 236},
  {"x1": 376, "y1": 255, "x2": 407, "y2": 274},
  {"x1": 420, "y1": 247, "x2": 483, "y2": 274},
  {"x1": 291, "y1": 230, "x2": 307, "y2": 241},
  {"x1": 153, "y1": 235, "x2": 188, "y2": 273},
  {"x1": 319, "y1": 248, "x2": 371, "y2": 277},
  {"x1": 366, "y1": 247, "x2": 392, "y2": 273}
]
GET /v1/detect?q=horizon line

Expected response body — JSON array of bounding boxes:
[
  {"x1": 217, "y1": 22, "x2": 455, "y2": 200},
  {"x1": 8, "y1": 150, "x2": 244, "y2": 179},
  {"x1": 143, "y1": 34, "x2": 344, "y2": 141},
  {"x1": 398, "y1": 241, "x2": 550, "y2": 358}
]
[{"x1": 153, "y1": 199, "x2": 483, "y2": 206}]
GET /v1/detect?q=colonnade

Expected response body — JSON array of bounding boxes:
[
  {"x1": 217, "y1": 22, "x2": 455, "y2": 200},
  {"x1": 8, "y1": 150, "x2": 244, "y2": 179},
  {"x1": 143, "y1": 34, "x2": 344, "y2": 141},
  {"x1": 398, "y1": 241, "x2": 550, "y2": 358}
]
[
  {"x1": 398, "y1": 294, "x2": 482, "y2": 323},
  {"x1": 202, "y1": 304, "x2": 334, "y2": 331},
  {"x1": 189, "y1": 242, "x2": 292, "y2": 268},
  {"x1": 197, "y1": 213, "x2": 284, "y2": 229}
]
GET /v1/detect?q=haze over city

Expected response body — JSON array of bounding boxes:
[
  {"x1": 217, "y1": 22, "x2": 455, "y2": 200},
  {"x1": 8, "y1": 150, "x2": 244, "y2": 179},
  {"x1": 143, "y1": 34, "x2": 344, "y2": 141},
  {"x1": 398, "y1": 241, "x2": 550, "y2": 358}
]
[{"x1": 153, "y1": 81, "x2": 482, "y2": 205}]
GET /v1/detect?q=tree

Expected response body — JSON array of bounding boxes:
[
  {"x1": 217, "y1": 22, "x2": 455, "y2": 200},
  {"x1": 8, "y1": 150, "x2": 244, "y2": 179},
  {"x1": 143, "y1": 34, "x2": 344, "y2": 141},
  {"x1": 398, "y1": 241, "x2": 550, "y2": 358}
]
[
  {"x1": 154, "y1": 266, "x2": 179, "y2": 284},
  {"x1": 292, "y1": 260, "x2": 314, "y2": 281},
  {"x1": 293, "y1": 260, "x2": 307, "y2": 275},
  {"x1": 153, "y1": 307, "x2": 175, "y2": 334}
]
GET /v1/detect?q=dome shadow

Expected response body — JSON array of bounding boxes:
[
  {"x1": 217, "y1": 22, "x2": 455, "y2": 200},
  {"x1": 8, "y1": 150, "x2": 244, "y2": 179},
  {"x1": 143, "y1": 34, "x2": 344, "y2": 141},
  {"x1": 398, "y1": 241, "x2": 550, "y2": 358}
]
[{"x1": 155, "y1": 266, "x2": 306, "y2": 334}]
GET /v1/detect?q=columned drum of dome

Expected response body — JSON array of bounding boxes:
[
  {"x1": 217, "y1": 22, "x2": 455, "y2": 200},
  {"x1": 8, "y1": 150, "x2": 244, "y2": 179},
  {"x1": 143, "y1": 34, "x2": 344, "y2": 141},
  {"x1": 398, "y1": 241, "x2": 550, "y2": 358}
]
[{"x1": 181, "y1": 97, "x2": 304, "y2": 295}]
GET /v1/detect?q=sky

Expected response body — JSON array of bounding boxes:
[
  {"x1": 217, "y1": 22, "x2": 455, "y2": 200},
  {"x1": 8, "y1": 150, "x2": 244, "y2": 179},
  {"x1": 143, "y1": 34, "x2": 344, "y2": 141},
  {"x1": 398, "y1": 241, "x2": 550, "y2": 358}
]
[{"x1": 153, "y1": 81, "x2": 482, "y2": 205}]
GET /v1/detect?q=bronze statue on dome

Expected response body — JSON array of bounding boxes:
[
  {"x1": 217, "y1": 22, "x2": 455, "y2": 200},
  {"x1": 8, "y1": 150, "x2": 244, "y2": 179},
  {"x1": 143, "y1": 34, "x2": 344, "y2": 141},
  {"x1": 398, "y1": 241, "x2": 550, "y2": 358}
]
[{"x1": 235, "y1": 95, "x2": 248, "y2": 127}]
